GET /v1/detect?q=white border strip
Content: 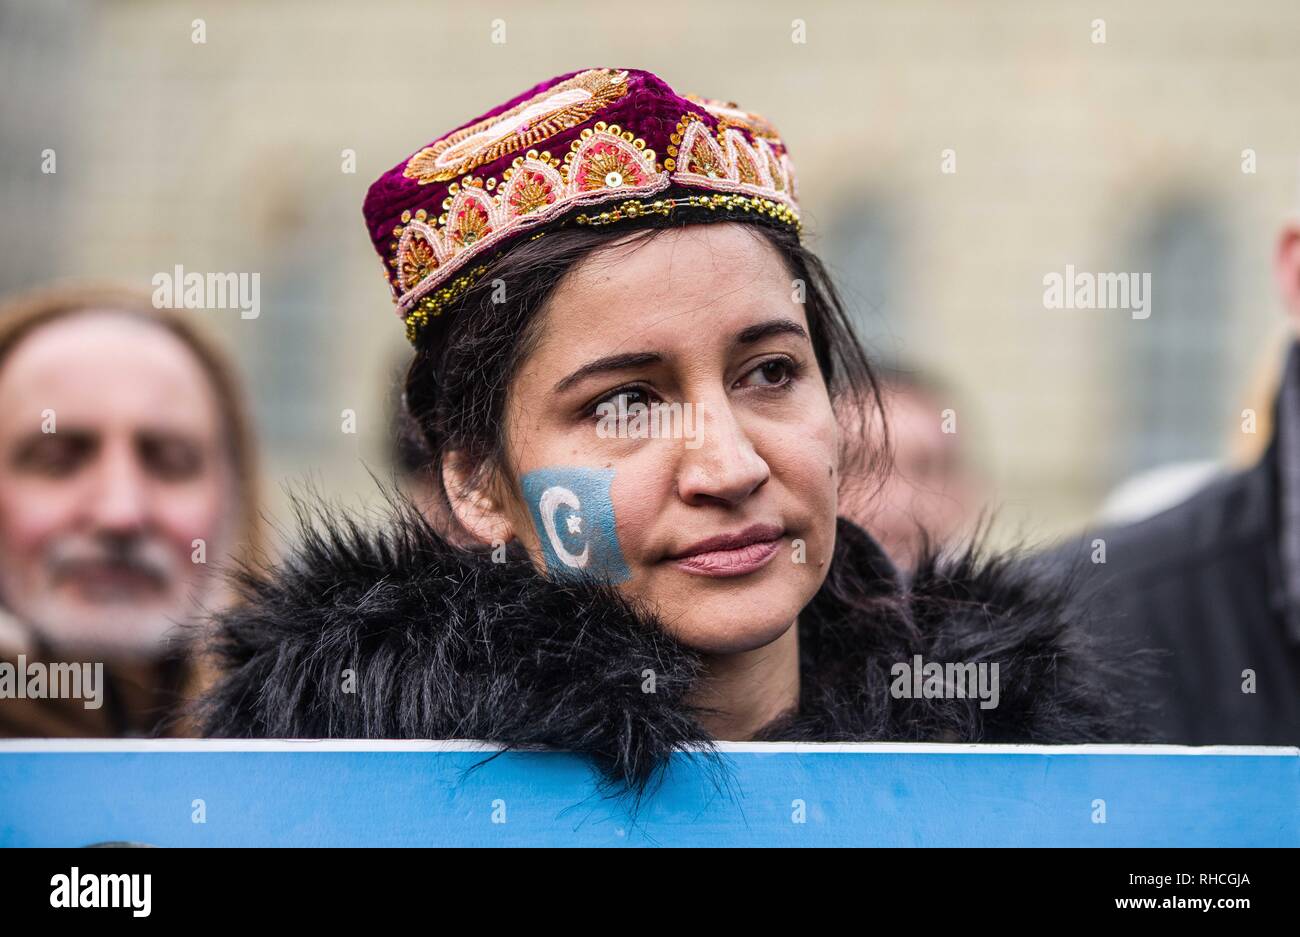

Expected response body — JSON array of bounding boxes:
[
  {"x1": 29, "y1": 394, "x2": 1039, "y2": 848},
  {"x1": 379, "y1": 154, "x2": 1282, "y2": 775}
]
[{"x1": 0, "y1": 738, "x2": 1293, "y2": 756}]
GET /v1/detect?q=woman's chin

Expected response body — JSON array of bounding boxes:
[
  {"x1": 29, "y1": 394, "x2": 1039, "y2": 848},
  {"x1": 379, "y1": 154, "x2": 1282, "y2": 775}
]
[
  {"x1": 615, "y1": 552, "x2": 825, "y2": 654},
  {"x1": 652, "y1": 592, "x2": 805, "y2": 655}
]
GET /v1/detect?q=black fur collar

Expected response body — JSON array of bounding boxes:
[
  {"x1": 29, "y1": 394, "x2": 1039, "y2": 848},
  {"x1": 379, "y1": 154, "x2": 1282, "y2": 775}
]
[{"x1": 198, "y1": 500, "x2": 1131, "y2": 796}]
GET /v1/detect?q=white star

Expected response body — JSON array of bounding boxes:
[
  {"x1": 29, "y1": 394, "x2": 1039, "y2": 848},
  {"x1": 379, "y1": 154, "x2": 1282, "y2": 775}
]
[{"x1": 566, "y1": 514, "x2": 583, "y2": 536}]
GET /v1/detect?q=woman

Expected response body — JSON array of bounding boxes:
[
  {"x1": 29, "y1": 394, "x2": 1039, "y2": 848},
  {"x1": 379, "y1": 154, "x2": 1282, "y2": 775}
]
[{"x1": 200, "y1": 68, "x2": 1129, "y2": 794}]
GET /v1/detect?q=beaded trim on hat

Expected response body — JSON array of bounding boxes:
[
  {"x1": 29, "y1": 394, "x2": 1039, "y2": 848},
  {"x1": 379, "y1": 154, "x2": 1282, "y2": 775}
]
[
  {"x1": 400, "y1": 192, "x2": 800, "y2": 344},
  {"x1": 390, "y1": 118, "x2": 798, "y2": 305}
]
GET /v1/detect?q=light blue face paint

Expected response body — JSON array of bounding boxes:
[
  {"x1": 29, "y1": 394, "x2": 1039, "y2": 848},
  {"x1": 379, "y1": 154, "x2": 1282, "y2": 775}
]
[{"x1": 520, "y1": 466, "x2": 630, "y2": 584}]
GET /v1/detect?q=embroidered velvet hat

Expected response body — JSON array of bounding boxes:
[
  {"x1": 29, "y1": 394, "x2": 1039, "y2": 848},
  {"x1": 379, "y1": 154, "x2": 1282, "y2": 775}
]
[{"x1": 362, "y1": 67, "x2": 802, "y2": 344}]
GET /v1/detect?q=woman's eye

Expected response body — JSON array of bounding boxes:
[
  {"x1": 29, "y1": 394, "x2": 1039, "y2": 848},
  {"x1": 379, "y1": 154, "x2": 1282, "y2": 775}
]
[
  {"x1": 739, "y1": 358, "x2": 795, "y2": 388},
  {"x1": 592, "y1": 386, "x2": 653, "y2": 417}
]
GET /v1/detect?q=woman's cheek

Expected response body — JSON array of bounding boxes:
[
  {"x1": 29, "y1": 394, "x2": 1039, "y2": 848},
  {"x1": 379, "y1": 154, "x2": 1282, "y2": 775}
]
[
  {"x1": 767, "y1": 404, "x2": 840, "y2": 546},
  {"x1": 607, "y1": 456, "x2": 666, "y2": 572},
  {"x1": 515, "y1": 457, "x2": 640, "y2": 586}
]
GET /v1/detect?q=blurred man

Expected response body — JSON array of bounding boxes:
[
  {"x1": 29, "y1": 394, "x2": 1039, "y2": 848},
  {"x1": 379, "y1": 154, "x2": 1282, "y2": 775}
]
[
  {"x1": 0, "y1": 285, "x2": 260, "y2": 736},
  {"x1": 839, "y1": 367, "x2": 985, "y2": 570},
  {"x1": 1051, "y1": 221, "x2": 1300, "y2": 745}
]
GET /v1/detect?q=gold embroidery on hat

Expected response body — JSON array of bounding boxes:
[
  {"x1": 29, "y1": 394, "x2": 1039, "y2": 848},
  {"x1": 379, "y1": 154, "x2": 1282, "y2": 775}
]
[
  {"x1": 507, "y1": 167, "x2": 558, "y2": 215},
  {"x1": 567, "y1": 125, "x2": 654, "y2": 192},
  {"x1": 404, "y1": 68, "x2": 630, "y2": 185},
  {"x1": 731, "y1": 137, "x2": 762, "y2": 186},
  {"x1": 400, "y1": 193, "x2": 799, "y2": 345},
  {"x1": 446, "y1": 189, "x2": 494, "y2": 249},
  {"x1": 574, "y1": 193, "x2": 800, "y2": 232},
  {"x1": 391, "y1": 129, "x2": 664, "y2": 316},
  {"x1": 390, "y1": 101, "x2": 800, "y2": 341},
  {"x1": 397, "y1": 228, "x2": 439, "y2": 292},
  {"x1": 689, "y1": 95, "x2": 781, "y2": 141},
  {"x1": 762, "y1": 145, "x2": 787, "y2": 193},
  {"x1": 683, "y1": 130, "x2": 725, "y2": 179}
]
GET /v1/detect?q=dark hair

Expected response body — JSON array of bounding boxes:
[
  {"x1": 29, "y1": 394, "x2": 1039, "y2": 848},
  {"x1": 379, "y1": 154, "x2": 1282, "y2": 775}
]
[{"x1": 403, "y1": 210, "x2": 888, "y2": 537}]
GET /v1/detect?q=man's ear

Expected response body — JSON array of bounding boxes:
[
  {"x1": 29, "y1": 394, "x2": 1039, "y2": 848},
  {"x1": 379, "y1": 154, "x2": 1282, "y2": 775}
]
[
  {"x1": 441, "y1": 452, "x2": 515, "y2": 547},
  {"x1": 1275, "y1": 224, "x2": 1300, "y2": 330}
]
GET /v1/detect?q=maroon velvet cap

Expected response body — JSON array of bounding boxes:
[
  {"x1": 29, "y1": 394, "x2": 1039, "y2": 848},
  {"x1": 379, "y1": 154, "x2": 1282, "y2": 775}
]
[{"x1": 362, "y1": 67, "x2": 800, "y2": 343}]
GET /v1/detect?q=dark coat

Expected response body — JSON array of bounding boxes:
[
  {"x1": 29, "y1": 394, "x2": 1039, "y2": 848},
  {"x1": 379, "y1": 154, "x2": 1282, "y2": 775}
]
[
  {"x1": 0, "y1": 638, "x2": 192, "y2": 738},
  {"x1": 1048, "y1": 437, "x2": 1300, "y2": 746},
  {"x1": 198, "y1": 502, "x2": 1133, "y2": 796}
]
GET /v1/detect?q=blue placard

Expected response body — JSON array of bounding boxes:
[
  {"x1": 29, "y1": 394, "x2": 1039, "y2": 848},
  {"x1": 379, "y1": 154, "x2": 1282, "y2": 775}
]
[{"x1": 0, "y1": 741, "x2": 1295, "y2": 847}]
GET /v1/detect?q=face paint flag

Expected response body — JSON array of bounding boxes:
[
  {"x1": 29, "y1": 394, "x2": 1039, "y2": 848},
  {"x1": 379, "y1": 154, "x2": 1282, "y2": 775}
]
[{"x1": 520, "y1": 467, "x2": 631, "y2": 584}]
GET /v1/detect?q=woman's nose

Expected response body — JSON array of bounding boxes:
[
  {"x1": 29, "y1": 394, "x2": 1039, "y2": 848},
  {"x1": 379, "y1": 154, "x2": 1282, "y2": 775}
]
[{"x1": 674, "y1": 399, "x2": 770, "y2": 506}]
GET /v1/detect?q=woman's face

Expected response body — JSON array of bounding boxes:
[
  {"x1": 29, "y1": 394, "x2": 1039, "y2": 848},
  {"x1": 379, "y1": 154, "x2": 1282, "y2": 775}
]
[{"x1": 481, "y1": 222, "x2": 840, "y2": 654}]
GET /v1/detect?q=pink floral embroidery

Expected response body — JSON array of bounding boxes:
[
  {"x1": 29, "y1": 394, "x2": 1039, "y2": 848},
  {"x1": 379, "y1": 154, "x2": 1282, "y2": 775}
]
[
  {"x1": 573, "y1": 140, "x2": 649, "y2": 191},
  {"x1": 398, "y1": 230, "x2": 438, "y2": 292},
  {"x1": 449, "y1": 199, "x2": 493, "y2": 249},
  {"x1": 391, "y1": 121, "x2": 797, "y2": 318},
  {"x1": 507, "y1": 168, "x2": 558, "y2": 215}
]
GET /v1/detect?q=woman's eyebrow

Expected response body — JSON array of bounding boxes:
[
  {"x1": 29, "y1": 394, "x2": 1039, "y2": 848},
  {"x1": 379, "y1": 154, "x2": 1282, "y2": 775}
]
[
  {"x1": 552, "y1": 320, "x2": 808, "y2": 394},
  {"x1": 554, "y1": 351, "x2": 663, "y2": 394},
  {"x1": 735, "y1": 319, "x2": 809, "y2": 346}
]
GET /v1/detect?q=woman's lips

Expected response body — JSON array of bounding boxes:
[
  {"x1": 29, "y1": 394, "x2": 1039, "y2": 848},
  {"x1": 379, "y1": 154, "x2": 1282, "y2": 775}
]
[{"x1": 674, "y1": 539, "x2": 781, "y2": 577}]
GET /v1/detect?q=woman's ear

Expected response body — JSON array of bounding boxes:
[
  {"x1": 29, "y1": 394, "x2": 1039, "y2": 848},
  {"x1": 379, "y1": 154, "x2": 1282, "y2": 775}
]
[{"x1": 442, "y1": 452, "x2": 516, "y2": 547}]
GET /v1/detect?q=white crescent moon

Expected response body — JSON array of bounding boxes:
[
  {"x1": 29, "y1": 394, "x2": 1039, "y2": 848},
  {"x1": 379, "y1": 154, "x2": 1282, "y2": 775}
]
[{"x1": 539, "y1": 486, "x2": 589, "y2": 569}]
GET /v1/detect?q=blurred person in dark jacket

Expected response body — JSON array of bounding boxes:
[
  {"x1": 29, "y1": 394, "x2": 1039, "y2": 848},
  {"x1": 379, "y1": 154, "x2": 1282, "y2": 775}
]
[
  {"x1": 1049, "y1": 220, "x2": 1300, "y2": 745},
  {"x1": 0, "y1": 284, "x2": 261, "y2": 737}
]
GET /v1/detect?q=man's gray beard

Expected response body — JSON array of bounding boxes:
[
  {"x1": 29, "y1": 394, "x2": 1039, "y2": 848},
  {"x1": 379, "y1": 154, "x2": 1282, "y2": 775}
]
[
  {"x1": 24, "y1": 599, "x2": 194, "y2": 658},
  {"x1": 4, "y1": 535, "x2": 221, "y2": 659}
]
